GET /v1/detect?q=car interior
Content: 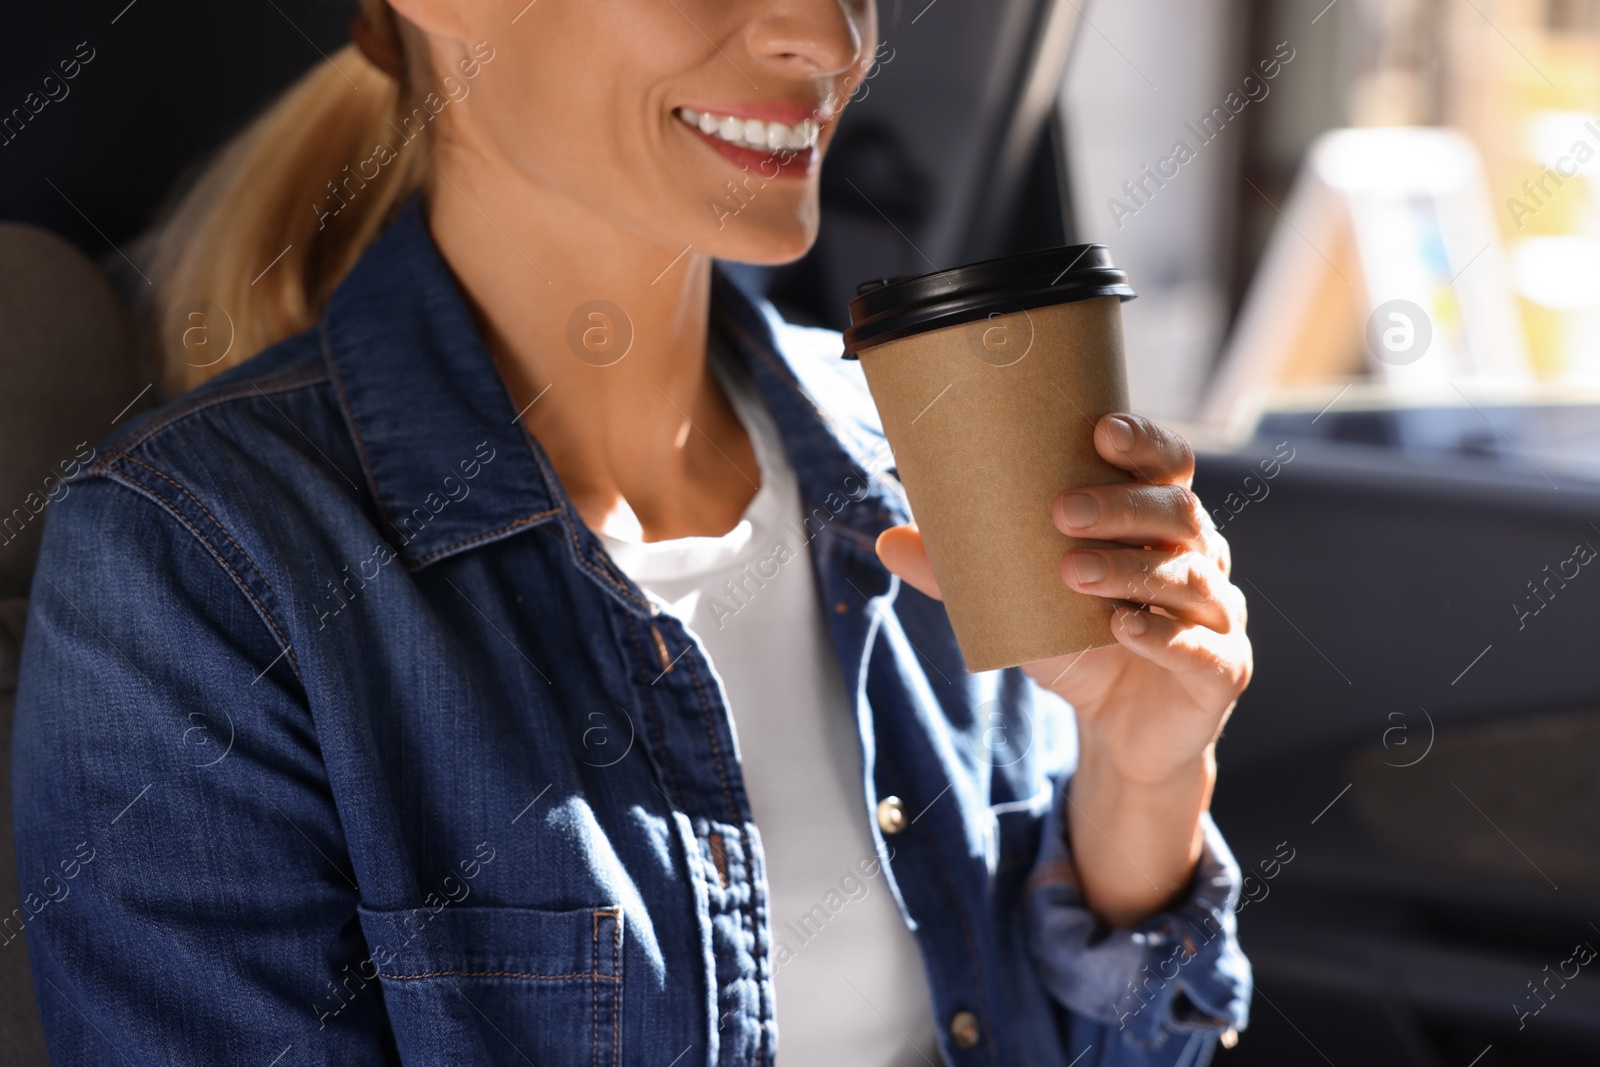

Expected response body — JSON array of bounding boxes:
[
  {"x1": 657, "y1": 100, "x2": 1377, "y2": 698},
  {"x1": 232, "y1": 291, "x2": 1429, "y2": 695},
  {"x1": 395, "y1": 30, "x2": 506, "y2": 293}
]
[{"x1": 3, "y1": 1, "x2": 1598, "y2": 1064}]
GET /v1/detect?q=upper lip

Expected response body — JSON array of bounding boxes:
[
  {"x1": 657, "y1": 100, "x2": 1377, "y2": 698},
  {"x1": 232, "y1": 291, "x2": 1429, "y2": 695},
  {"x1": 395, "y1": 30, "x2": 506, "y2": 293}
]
[{"x1": 674, "y1": 100, "x2": 833, "y2": 126}]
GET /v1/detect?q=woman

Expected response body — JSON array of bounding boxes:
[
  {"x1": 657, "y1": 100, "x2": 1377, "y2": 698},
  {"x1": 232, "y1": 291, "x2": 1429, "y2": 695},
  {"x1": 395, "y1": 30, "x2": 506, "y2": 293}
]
[{"x1": 13, "y1": 0, "x2": 1252, "y2": 1064}]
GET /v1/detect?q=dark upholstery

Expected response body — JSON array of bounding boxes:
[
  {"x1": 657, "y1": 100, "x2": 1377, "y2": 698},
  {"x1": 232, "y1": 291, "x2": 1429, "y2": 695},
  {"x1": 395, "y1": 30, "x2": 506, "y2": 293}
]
[
  {"x1": 0, "y1": 221, "x2": 142, "y2": 1065},
  {"x1": 0, "y1": 222, "x2": 141, "y2": 599},
  {"x1": 0, "y1": 597, "x2": 45, "y2": 1066}
]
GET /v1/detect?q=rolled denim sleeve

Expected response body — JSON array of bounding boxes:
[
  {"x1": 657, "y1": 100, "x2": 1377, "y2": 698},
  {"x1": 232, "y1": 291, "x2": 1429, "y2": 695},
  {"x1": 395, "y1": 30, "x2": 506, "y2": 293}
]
[
  {"x1": 12, "y1": 476, "x2": 391, "y2": 1065},
  {"x1": 1023, "y1": 779, "x2": 1252, "y2": 1061}
]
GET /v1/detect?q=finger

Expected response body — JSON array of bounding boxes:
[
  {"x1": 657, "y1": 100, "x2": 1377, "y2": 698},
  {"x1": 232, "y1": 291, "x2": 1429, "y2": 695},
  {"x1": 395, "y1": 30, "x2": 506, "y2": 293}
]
[
  {"x1": 1053, "y1": 482, "x2": 1205, "y2": 548},
  {"x1": 1094, "y1": 414, "x2": 1195, "y2": 488},
  {"x1": 875, "y1": 524, "x2": 943, "y2": 600},
  {"x1": 1110, "y1": 606, "x2": 1252, "y2": 697},
  {"x1": 1062, "y1": 547, "x2": 1242, "y2": 633},
  {"x1": 1055, "y1": 484, "x2": 1233, "y2": 570},
  {"x1": 1196, "y1": 505, "x2": 1232, "y2": 575}
]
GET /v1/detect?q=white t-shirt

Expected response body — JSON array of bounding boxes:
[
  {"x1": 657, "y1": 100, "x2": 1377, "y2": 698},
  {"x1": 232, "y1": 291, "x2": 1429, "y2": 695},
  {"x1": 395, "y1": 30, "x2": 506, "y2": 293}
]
[{"x1": 598, "y1": 347, "x2": 938, "y2": 1066}]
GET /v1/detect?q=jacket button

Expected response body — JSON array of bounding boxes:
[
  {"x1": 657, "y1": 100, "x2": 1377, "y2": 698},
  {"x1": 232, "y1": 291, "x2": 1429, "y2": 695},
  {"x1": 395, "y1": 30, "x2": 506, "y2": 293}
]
[
  {"x1": 948, "y1": 1010, "x2": 981, "y2": 1049},
  {"x1": 876, "y1": 796, "x2": 908, "y2": 835}
]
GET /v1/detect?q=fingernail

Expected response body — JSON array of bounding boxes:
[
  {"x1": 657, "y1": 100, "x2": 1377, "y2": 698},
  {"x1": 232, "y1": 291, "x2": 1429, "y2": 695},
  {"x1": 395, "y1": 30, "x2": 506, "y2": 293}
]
[
  {"x1": 1071, "y1": 552, "x2": 1107, "y2": 584},
  {"x1": 1057, "y1": 492, "x2": 1099, "y2": 530},
  {"x1": 1123, "y1": 608, "x2": 1149, "y2": 636},
  {"x1": 1105, "y1": 416, "x2": 1136, "y2": 451}
]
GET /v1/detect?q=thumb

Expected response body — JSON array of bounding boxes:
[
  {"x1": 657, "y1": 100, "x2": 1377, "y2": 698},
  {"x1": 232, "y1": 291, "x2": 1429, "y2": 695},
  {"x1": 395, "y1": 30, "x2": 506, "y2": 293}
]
[{"x1": 875, "y1": 524, "x2": 943, "y2": 601}]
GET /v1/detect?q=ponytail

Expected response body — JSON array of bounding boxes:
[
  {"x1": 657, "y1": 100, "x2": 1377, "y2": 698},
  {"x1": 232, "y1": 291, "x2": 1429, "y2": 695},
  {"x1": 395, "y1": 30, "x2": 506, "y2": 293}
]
[{"x1": 141, "y1": 2, "x2": 426, "y2": 396}]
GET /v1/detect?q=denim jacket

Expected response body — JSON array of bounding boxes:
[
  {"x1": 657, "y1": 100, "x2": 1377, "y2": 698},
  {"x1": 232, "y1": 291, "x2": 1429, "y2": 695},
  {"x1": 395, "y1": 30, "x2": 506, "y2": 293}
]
[{"x1": 12, "y1": 194, "x2": 1250, "y2": 1067}]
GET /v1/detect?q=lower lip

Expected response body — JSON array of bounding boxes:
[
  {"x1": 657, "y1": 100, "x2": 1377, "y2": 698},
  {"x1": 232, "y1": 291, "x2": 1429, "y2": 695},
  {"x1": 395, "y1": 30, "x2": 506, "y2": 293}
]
[{"x1": 678, "y1": 119, "x2": 815, "y2": 179}]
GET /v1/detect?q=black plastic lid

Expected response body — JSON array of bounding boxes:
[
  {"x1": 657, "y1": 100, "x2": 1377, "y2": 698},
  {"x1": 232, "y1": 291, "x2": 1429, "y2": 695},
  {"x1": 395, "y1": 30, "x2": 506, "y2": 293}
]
[{"x1": 841, "y1": 244, "x2": 1135, "y2": 358}]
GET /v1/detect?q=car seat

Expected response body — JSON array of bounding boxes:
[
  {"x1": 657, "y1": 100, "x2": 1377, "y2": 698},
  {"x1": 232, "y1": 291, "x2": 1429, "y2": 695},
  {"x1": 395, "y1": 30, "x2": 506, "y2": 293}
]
[{"x1": 0, "y1": 221, "x2": 143, "y2": 1065}]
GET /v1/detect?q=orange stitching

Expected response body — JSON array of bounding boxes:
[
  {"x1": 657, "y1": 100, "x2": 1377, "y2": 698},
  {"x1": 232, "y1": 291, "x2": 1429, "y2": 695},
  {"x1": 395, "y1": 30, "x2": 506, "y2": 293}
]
[
  {"x1": 108, "y1": 451, "x2": 298, "y2": 667},
  {"x1": 649, "y1": 626, "x2": 672, "y2": 673},
  {"x1": 411, "y1": 508, "x2": 562, "y2": 567},
  {"x1": 624, "y1": 626, "x2": 650, "y2": 687},
  {"x1": 520, "y1": 436, "x2": 649, "y2": 611},
  {"x1": 591, "y1": 906, "x2": 623, "y2": 1067},
  {"x1": 681, "y1": 650, "x2": 739, "y2": 823},
  {"x1": 379, "y1": 969, "x2": 619, "y2": 981},
  {"x1": 327, "y1": 326, "x2": 563, "y2": 571},
  {"x1": 577, "y1": 536, "x2": 640, "y2": 602},
  {"x1": 678, "y1": 650, "x2": 762, "y2": 1054},
  {"x1": 707, "y1": 833, "x2": 730, "y2": 889},
  {"x1": 117, "y1": 360, "x2": 329, "y2": 454},
  {"x1": 321, "y1": 325, "x2": 398, "y2": 538},
  {"x1": 112, "y1": 452, "x2": 267, "y2": 575},
  {"x1": 626, "y1": 627, "x2": 683, "y2": 809},
  {"x1": 105, "y1": 463, "x2": 299, "y2": 681},
  {"x1": 611, "y1": 907, "x2": 621, "y2": 1067},
  {"x1": 592, "y1": 908, "x2": 599, "y2": 1067}
]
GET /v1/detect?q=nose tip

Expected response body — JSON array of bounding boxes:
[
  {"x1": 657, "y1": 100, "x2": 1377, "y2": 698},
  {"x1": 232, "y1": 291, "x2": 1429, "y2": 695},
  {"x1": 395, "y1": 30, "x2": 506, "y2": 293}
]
[{"x1": 744, "y1": 2, "x2": 866, "y2": 79}]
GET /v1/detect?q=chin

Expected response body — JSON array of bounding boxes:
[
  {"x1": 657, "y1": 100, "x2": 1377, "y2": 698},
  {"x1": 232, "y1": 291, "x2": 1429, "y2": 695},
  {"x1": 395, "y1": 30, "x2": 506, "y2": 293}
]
[
  {"x1": 724, "y1": 232, "x2": 816, "y2": 267},
  {"x1": 700, "y1": 209, "x2": 820, "y2": 267}
]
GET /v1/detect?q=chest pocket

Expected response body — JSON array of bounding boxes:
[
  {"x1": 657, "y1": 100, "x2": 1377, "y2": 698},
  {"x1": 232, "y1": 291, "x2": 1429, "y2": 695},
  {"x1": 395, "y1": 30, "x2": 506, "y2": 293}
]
[{"x1": 358, "y1": 902, "x2": 624, "y2": 1067}]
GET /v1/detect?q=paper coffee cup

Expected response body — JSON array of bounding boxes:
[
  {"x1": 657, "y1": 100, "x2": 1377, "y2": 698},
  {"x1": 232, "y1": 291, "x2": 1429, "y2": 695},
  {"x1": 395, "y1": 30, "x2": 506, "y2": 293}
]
[{"x1": 843, "y1": 247, "x2": 1136, "y2": 672}]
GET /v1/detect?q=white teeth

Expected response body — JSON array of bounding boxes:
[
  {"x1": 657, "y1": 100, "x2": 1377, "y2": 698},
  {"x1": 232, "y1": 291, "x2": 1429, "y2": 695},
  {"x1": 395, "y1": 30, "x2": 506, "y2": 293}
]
[{"x1": 675, "y1": 107, "x2": 820, "y2": 154}]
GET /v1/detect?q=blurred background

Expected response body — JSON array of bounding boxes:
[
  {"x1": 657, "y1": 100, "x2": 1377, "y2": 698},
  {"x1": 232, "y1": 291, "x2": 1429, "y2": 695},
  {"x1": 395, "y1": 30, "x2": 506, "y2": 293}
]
[{"x1": 3, "y1": 0, "x2": 1600, "y2": 1063}]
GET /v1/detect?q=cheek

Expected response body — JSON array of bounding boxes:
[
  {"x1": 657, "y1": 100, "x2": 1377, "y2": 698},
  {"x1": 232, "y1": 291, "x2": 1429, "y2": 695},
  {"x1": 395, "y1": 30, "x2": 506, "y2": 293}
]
[
  {"x1": 476, "y1": 5, "x2": 686, "y2": 182},
  {"x1": 478, "y1": 52, "x2": 605, "y2": 175},
  {"x1": 451, "y1": 24, "x2": 825, "y2": 263},
  {"x1": 471, "y1": 42, "x2": 663, "y2": 206}
]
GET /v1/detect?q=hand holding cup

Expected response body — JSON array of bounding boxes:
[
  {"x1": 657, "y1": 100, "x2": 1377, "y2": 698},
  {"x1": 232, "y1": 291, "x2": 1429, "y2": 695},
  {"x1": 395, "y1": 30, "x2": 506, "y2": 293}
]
[
  {"x1": 847, "y1": 249, "x2": 1251, "y2": 925},
  {"x1": 876, "y1": 411, "x2": 1251, "y2": 786},
  {"x1": 877, "y1": 412, "x2": 1252, "y2": 927}
]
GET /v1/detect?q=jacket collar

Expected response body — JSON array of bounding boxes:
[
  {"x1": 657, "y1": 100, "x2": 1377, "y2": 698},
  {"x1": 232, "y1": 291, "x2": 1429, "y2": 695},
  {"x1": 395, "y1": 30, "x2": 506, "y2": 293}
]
[{"x1": 321, "y1": 193, "x2": 907, "y2": 572}]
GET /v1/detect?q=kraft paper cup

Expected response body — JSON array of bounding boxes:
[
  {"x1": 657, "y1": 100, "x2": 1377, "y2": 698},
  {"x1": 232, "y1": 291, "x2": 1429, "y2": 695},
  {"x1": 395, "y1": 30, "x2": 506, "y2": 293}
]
[{"x1": 843, "y1": 247, "x2": 1136, "y2": 672}]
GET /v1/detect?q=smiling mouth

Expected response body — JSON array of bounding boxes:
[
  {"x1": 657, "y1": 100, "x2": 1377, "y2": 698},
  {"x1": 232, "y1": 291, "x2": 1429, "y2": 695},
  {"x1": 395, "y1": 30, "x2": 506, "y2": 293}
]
[{"x1": 674, "y1": 107, "x2": 822, "y2": 154}]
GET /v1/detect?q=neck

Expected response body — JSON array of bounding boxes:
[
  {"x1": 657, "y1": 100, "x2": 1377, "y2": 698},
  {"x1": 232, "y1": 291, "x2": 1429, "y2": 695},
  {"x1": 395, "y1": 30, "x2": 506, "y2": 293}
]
[{"x1": 423, "y1": 161, "x2": 760, "y2": 541}]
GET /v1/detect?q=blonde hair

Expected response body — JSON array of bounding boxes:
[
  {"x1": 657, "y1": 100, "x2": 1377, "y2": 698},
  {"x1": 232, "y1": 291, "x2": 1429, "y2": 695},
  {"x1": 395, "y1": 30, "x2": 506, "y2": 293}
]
[{"x1": 141, "y1": 1, "x2": 428, "y2": 396}]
